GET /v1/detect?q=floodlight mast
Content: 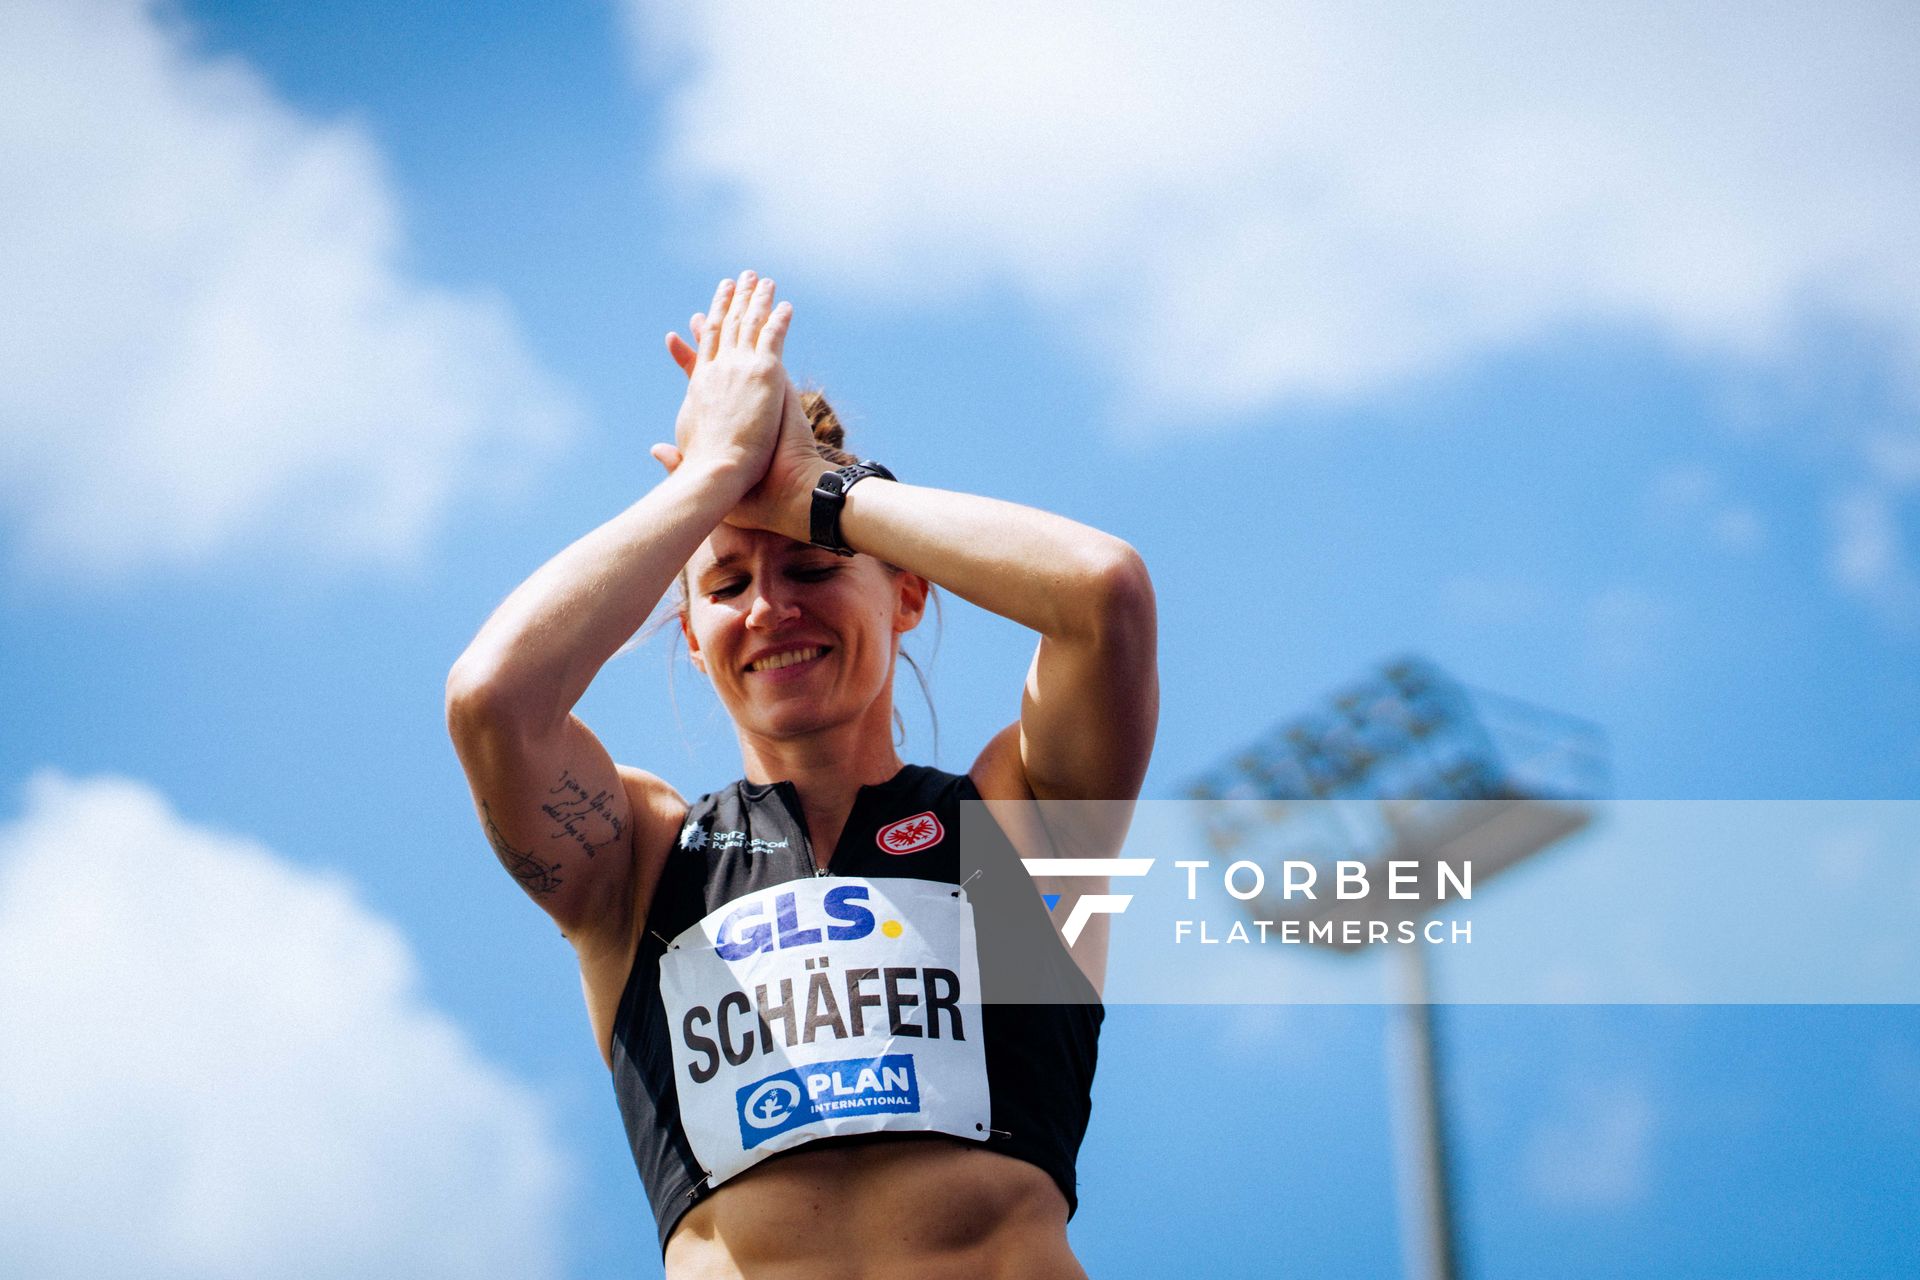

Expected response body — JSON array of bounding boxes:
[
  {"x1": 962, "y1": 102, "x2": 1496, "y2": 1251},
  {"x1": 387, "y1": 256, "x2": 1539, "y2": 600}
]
[{"x1": 1188, "y1": 657, "x2": 1606, "y2": 1280}]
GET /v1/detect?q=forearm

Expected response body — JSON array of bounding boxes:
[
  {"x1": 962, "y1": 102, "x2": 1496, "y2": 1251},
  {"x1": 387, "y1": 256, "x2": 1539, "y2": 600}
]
[
  {"x1": 448, "y1": 458, "x2": 750, "y2": 730},
  {"x1": 828, "y1": 479, "x2": 1149, "y2": 642}
]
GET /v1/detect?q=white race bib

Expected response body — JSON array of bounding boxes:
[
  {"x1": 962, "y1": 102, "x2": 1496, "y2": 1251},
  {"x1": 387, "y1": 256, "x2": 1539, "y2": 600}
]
[{"x1": 659, "y1": 877, "x2": 990, "y2": 1187}]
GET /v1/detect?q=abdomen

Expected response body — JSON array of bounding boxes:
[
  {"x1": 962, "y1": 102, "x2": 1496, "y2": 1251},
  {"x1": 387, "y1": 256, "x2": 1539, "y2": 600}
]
[{"x1": 665, "y1": 1136, "x2": 1085, "y2": 1279}]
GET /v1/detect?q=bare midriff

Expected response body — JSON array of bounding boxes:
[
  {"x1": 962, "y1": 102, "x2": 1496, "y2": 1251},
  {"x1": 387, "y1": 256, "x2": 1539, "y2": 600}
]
[{"x1": 662, "y1": 1136, "x2": 1088, "y2": 1280}]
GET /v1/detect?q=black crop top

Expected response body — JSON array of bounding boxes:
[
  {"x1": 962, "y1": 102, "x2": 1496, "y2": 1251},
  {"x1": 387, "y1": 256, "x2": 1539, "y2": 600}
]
[{"x1": 608, "y1": 764, "x2": 1103, "y2": 1255}]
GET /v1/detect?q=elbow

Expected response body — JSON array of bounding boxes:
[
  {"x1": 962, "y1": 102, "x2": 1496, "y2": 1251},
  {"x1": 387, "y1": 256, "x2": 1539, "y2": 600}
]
[
  {"x1": 444, "y1": 658, "x2": 497, "y2": 747},
  {"x1": 1080, "y1": 539, "x2": 1157, "y2": 649},
  {"x1": 445, "y1": 654, "x2": 540, "y2": 751}
]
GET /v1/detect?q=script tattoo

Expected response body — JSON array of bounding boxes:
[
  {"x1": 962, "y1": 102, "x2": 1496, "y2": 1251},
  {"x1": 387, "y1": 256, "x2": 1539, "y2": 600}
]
[
  {"x1": 542, "y1": 770, "x2": 625, "y2": 859},
  {"x1": 483, "y1": 801, "x2": 565, "y2": 897}
]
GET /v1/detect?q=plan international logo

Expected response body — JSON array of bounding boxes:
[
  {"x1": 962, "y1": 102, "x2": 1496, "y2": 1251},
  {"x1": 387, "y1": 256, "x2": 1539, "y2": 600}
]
[{"x1": 736, "y1": 1053, "x2": 922, "y2": 1148}]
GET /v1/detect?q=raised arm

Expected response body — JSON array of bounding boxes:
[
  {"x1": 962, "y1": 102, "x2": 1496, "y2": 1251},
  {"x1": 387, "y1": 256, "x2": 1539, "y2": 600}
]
[
  {"x1": 854, "y1": 477, "x2": 1157, "y2": 801},
  {"x1": 446, "y1": 273, "x2": 793, "y2": 952},
  {"x1": 747, "y1": 391, "x2": 1158, "y2": 994},
  {"x1": 661, "y1": 313, "x2": 1155, "y2": 990},
  {"x1": 660, "y1": 326, "x2": 1158, "y2": 809}
]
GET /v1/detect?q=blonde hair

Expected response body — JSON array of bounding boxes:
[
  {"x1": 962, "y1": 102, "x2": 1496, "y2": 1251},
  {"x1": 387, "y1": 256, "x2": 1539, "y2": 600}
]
[{"x1": 797, "y1": 387, "x2": 856, "y2": 468}]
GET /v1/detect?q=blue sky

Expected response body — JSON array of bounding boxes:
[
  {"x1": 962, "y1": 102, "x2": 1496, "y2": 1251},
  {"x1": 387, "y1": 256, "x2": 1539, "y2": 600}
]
[{"x1": 2, "y1": 1, "x2": 1917, "y2": 1276}]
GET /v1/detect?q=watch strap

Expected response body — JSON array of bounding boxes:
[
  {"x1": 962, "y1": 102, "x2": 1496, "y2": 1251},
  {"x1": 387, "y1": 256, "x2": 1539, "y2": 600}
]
[{"x1": 809, "y1": 460, "x2": 896, "y2": 555}]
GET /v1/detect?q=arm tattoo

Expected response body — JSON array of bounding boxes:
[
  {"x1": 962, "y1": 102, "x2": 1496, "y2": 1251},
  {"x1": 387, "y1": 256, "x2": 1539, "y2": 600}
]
[
  {"x1": 542, "y1": 770, "x2": 626, "y2": 859},
  {"x1": 482, "y1": 801, "x2": 565, "y2": 897}
]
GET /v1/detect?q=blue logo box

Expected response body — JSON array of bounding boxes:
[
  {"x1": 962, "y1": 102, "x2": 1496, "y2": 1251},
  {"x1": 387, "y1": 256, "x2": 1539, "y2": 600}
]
[{"x1": 735, "y1": 1053, "x2": 921, "y2": 1149}]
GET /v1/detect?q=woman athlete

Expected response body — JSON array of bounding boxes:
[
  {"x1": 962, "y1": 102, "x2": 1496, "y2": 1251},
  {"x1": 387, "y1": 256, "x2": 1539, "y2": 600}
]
[{"x1": 446, "y1": 271, "x2": 1158, "y2": 1278}]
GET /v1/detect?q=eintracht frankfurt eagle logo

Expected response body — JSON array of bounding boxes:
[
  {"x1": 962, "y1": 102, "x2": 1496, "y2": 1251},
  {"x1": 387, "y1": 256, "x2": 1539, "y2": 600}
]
[{"x1": 876, "y1": 811, "x2": 945, "y2": 855}]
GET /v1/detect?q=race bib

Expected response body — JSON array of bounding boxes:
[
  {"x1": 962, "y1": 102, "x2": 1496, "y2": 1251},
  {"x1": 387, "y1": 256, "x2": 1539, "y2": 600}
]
[{"x1": 659, "y1": 876, "x2": 990, "y2": 1187}]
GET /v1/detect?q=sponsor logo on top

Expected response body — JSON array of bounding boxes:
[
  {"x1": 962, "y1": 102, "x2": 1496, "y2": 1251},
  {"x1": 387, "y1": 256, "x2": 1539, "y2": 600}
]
[
  {"x1": 713, "y1": 884, "x2": 877, "y2": 961},
  {"x1": 877, "y1": 811, "x2": 944, "y2": 855},
  {"x1": 680, "y1": 822, "x2": 791, "y2": 855}
]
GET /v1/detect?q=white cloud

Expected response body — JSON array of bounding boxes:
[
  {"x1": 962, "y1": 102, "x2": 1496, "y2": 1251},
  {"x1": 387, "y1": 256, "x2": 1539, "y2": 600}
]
[
  {"x1": 1831, "y1": 490, "x2": 1901, "y2": 591},
  {"x1": 1523, "y1": 1078, "x2": 1656, "y2": 1210},
  {"x1": 1827, "y1": 428, "x2": 1920, "y2": 627},
  {"x1": 1867, "y1": 432, "x2": 1920, "y2": 488},
  {"x1": 1646, "y1": 464, "x2": 1766, "y2": 554},
  {"x1": 1829, "y1": 487, "x2": 1919, "y2": 627},
  {"x1": 624, "y1": 0, "x2": 1919, "y2": 425},
  {"x1": 0, "y1": 771, "x2": 569, "y2": 1279},
  {"x1": 0, "y1": 0, "x2": 575, "y2": 578}
]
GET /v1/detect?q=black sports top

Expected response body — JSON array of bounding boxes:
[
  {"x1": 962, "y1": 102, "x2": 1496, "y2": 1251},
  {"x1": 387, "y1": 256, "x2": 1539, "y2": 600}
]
[{"x1": 608, "y1": 764, "x2": 1103, "y2": 1255}]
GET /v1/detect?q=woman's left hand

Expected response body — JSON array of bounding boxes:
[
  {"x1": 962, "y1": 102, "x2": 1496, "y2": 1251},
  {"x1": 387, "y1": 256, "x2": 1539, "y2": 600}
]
[{"x1": 659, "y1": 316, "x2": 825, "y2": 541}]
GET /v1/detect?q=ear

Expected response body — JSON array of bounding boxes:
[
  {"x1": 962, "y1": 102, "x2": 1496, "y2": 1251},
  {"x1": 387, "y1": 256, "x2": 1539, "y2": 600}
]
[
  {"x1": 680, "y1": 611, "x2": 707, "y2": 674},
  {"x1": 892, "y1": 572, "x2": 931, "y2": 635}
]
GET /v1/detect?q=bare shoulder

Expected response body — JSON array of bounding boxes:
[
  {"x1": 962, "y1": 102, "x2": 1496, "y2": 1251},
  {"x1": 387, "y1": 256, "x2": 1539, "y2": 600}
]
[
  {"x1": 616, "y1": 764, "x2": 690, "y2": 847},
  {"x1": 969, "y1": 722, "x2": 1113, "y2": 994},
  {"x1": 967, "y1": 721, "x2": 1056, "y2": 859},
  {"x1": 967, "y1": 721, "x2": 1035, "y2": 804}
]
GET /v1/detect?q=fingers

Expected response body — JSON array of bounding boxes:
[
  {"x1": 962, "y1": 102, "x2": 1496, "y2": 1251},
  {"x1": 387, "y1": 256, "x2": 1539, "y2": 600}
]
[
  {"x1": 649, "y1": 442, "x2": 684, "y2": 472},
  {"x1": 758, "y1": 300, "x2": 793, "y2": 358},
  {"x1": 739, "y1": 276, "x2": 777, "y2": 348},
  {"x1": 720, "y1": 269, "x2": 757, "y2": 348},
  {"x1": 685, "y1": 272, "x2": 784, "y2": 364},
  {"x1": 665, "y1": 331, "x2": 697, "y2": 376},
  {"x1": 698, "y1": 279, "x2": 732, "y2": 363}
]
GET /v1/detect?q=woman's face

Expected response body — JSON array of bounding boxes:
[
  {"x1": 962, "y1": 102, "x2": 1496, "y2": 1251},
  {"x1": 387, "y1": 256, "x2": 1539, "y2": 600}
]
[{"x1": 682, "y1": 524, "x2": 927, "y2": 741}]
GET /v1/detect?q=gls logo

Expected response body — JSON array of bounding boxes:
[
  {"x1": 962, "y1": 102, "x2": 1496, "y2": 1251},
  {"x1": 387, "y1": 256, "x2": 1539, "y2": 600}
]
[
  {"x1": 714, "y1": 884, "x2": 875, "y2": 961},
  {"x1": 1022, "y1": 857, "x2": 1156, "y2": 946}
]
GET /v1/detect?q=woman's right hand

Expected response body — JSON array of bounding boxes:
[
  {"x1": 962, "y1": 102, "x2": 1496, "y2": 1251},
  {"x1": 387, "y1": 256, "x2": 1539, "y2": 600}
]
[{"x1": 665, "y1": 271, "x2": 793, "y2": 481}]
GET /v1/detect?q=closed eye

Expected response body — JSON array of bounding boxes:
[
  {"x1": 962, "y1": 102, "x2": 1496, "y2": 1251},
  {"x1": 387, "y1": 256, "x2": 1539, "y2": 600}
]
[
  {"x1": 790, "y1": 566, "x2": 841, "y2": 583},
  {"x1": 706, "y1": 578, "x2": 747, "y2": 600}
]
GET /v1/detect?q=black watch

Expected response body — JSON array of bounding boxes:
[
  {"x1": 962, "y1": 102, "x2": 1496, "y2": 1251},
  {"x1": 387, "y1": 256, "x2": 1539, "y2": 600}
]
[{"x1": 809, "y1": 459, "x2": 896, "y2": 556}]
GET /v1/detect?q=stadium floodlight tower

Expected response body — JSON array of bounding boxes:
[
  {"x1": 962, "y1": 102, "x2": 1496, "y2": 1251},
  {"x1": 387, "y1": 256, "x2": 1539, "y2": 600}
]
[{"x1": 1187, "y1": 657, "x2": 1606, "y2": 1280}]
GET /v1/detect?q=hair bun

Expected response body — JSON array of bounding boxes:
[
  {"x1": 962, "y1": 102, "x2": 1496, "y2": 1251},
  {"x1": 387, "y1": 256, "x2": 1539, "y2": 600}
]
[{"x1": 800, "y1": 388, "x2": 857, "y2": 467}]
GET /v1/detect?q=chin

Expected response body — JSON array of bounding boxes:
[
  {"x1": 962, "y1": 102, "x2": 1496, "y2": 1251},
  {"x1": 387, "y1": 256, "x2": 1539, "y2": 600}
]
[
  {"x1": 730, "y1": 693, "x2": 832, "y2": 736},
  {"x1": 739, "y1": 687, "x2": 879, "y2": 742},
  {"x1": 747, "y1": 714, "x2": 842, "y2": 746}
]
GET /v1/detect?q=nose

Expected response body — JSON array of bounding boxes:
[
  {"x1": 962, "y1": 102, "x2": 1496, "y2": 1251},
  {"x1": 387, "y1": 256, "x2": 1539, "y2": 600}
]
[{"x1": 745, "y1": 581, "x2": 801, "y2": 631}]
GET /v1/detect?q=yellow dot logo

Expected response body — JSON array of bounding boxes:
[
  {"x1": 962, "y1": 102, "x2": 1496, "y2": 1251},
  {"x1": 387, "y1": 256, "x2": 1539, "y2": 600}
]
[{"x1": 881, "y1": 919, "x2": 904, "y2": 939}]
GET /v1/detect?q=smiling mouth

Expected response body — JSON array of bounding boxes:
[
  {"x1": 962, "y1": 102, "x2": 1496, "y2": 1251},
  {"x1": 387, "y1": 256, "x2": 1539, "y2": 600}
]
[{"x1": 746, "y1": 645, "x2": 831, "y2": 673}]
